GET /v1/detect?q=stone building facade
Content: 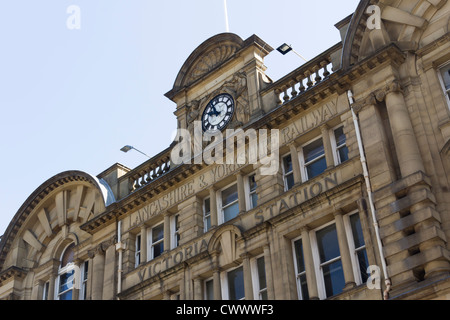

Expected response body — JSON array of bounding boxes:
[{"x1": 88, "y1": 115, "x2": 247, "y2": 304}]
[{"x1": 1, "y1": 0, "x2": 450, "y2": 300}]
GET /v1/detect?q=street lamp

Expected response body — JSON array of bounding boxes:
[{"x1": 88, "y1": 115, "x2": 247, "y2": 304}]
[
  {"x1": 120, "y1": 145, "x2": 151, "y2": 159},
  {"x1": 276, "y1": 43, "x2": 308, "y2": 62}
]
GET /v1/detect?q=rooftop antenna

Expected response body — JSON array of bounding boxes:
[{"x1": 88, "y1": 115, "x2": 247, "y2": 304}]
[{"x1": 224, "y1": 0, "x2": 230, "y2": 32}]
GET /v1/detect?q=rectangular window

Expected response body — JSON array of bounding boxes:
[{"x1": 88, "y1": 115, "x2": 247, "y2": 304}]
[
  {"x1": 251, "y1": 256, "x2": 268, "y2": 300},
  {"x1": 282, "y1": 154, "x2": 295, "y2": 191},
  {"x1": 225, "y1": 266, "x2": 245, "y2": 300},
  {"x1": 438, "y1": 62, "x2": 450, "y2": 106},
  {"x1": 315, "y1": 223, "x2": 345, "y2": 298},
  {"x1": 333, "y1": 126, "x2": 349, "y2": 164},
  {"x1": 171, "y1": 214, "x2": 180, "y2": 249},
  {"x1": 149, "y1": 223, "x2": 164, "y2": 260},
  {"x1": 348, "y1": 213, "x2": 369, "y2": 284},
  {"x1": 204, "y1": 279, "x2": 214, "y2": 300},
  {"x1": 135, "y1": 234, "x2": 141, "y2": 267},
  {"x1": 80, "y1": 260, "x2": 89, "y2": 300},
  {"x1": 292, "y1": 238, "x2": 309, "y2": 300},
  {"x1": 57, "y1": 269, "x2": 74, "y2": 300},
  {"x1": 221, "y1": 184, "x2": 239, "y2": 223},
  {"x1": 301, "y1": 137, "x2": 327, "y2": 181},
  {"x1": 247, "y1": 174, "x2": 258, "y2": 210},
  {"x1": 42, "y1": 281, "x2": 49, "y2": 300},
  {"x1": 204, "y1": 198, "x2": 211, "y2": 232}
]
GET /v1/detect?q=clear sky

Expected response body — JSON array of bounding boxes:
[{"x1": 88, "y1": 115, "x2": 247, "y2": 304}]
[{"x1": 0, "y1": 0, "x2": 360, "y2": 236}]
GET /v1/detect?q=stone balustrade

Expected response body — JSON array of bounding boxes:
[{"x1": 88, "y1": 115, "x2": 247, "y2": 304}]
[
  {"x1": 119, "y1": 147, "x2": 173, "y2": 197},
  {"x1": 267, "y1": 43, "x2": 342, "y2": 106}
]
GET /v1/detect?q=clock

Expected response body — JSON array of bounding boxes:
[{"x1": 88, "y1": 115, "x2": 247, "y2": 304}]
[{"x1": 201, "y1": 93, "x2": 235, "y2": 132}]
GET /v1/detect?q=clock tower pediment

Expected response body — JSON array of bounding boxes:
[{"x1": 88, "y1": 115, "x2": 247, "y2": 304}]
[{"x1": 165, "y1": 33, "x2": 273, "y2": 132}]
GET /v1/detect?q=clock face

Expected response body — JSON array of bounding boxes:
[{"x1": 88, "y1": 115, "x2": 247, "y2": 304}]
[{"x1": 201, "y1": 93, "x2": 235, "y2": 132}]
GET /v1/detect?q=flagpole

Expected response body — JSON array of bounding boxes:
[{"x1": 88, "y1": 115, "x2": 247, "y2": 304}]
[{"x1": 224, "y1": 0, "x2": 230, "y2": 32}]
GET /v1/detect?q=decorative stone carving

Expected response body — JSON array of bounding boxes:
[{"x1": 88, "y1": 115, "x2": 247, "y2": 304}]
[{"x1": 183, "y1": 43, "x2": 241, "y2": 88}]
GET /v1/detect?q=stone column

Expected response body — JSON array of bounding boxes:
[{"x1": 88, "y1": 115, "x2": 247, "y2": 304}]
[
  {"x1": 140, "y1": 225, "x2": 148, "y2": 264},
  {"x1": 90, "y1": 246, "x2": 105, "y2": 300},
  {"x1": 301, "y1": 227, "x2": 319, "y2": 300},
  {"x1": 48, "y1": 273, "x2": 56, "y2": 300},
  {"x1": 320, "y1": 124, "x2": 335, "y2": 169},
  {"x1": 384, "y1": 81, "x2": 450, "y2": 280},
  {"x1": 193, "y1": 278, "x2": 203, "y2": 300},
  {"x1": 237, "y1": 172, "x2": 247, "y2": 213},
  {"x1": 209, "y1": 187, "x2": 218, "y2": 228},
  {"x1": 263, "y1": 245, "x2": 275, "y2": 300},
  {"x1": 102, "y1": 241, "x2": 116, "y2": 300},
  {"x1": 334, "y1": 211, "x2": 356, "y2": 290},
  {"x1": 289, "y1": 143, "x2": 302, "y2": 184},
  {"x1": 212, "y1": 252, "x2": 222, "y2": 300},
  {"x1": 164, "y1": 213, "x2": 171, "y2": 251},
  {"x1": 242, "y1": 253, "x2": 254, "y2": 300},
  {"x1": 384, "y1": 82, "x2": 425, "y2": 177}
]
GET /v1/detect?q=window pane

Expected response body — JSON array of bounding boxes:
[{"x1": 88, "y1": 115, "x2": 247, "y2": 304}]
[
  {"x1": 59, "y1": 290, "x2": 73, "y2": 301},
  {"x1": 153, "y1": 242, "x2": 164, "y2": 258},
  {"x1": 204, "y1": 198, "x2": 211, "y2": 215},
  {"x1": 222, "y1": 185, "x2": 238, "y2": 206},
  {"x1": 357, "y1": 249, "x2": 369, "y2": 283},
  {"x1": 322, "y1": 260, "x2": 345, "y2": 298},
  {"x1": 316, "y1": 224, "x2": 340, "y2": 263},
  {"x1": 223, "y1": 202, "x2": 239, "y2": 222},
  {"x1": 283, "y1": 155, "x2": 293, "y2": 173},
  {"x1": 228, "y1": 267, "x2": 245, "y2": 300},
  {"x1": 285, "y1": 173, "x2": 295, "y2": 190},
  {"x1": 349, "y1": 214, "x2": 365, "y2": 248},
  {"x1": 205, "y1": 280, "x2": 214, "y2": 300},
  {"x1": 304, "y1": 139, "x2": 324, "y2": 163},
  {"x1": 306, "y1": 157, "x2": 327, "y2": 179},
  {"x1": 205, "y1": 216, "x2": 211, "y2": 231},
  {"x1": 59, "y1": 270, "x2": 74, "y2": 293},
  {"x1": 61, "y1": 243, "x2": 75, "y2": 268},
  {"x1": 249, "y1": 175, "x2": 257, "y2": 192},
  {"x1": 440, "y1": 64, "x2": 450, "y2": 90},
  {"x1": 338, "y1": 146, "x2": 349, "y2": 163},
  {"x1": 260, "y1": 290, "x2": 268, "y2": 301},
  {"x1": 152, "y1": 225, "x2": 164, "y2": 242},
  {"x1": 299, "y1": 274, "x2": 309, "y2": 300},
  {"x1": 251, "y1": 192, "x2": 258, "y2": 209},
  {"x1": 294, "y1": 239, "x2": 306, "y2": 274},
  {"x1": 334, "y1": 127, "x2": 346, "y2": 146},
  {"x1": 256, "y1": 257, "x2": 267, "y2": 293}
]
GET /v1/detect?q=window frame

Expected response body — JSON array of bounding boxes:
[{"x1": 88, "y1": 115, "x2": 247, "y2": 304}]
[
  {"x1": 171, "y1": 214, "x2": 180, "y2": 250},
  {"x1": 310, "y1": 220, "x2": 344, "y2": 300},
  {"x1": 329, "y1": 125, "x2": 349, "y2": 165},
  {"x1": 218, "y1": 182, "x2": 240, "y2": 224},
  {"x1": 282, "y1": 153, "x2": 295, "y2": 191},
  {"x1": 135, "y1": 234, "x2": 141, "y2": 267},
  {"x1": 79, "y1": 260, "x2": 89, "y2": 300},
  {"x1": 147, "y1": 222, "x2": 164, "y2": 261},
  {"x1": 299, "y1": 135, "x2": 326, "y2": 182},
  {"x1": 203, "y1": 197, "x2": 211, "y2": 233},
  {"x1": 55, "y1": 249, "x2": 76, "y2": 300},
  {"x1": 244, "y1": 173, "x2": 258, "y2": 210},
  {"x1": 344, "y1": 210, "x2": 369, "y2": 286},
  {"x1": 437, "y1": 61, "x2": 450, "y2": 109},
  {"x1": 221, "y1": 264, "x2": 245, "y2": 300},
  {"x1": 250, "y1": 254, "x2": 268, "y2": 300},
  {"x1": 291, "y1": 236, "x2": 309, "y2": 300},
  {"x1": 204, "y1": 277, "x2": 214, "y2": 300}
]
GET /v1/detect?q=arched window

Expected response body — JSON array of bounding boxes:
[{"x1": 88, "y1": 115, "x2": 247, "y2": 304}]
[{"x1": 56, "y1": 243, "x2": 75, "y2": 300}]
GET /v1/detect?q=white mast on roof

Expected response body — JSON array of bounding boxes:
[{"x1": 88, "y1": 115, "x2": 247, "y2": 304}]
[{"x1": 224, "y1": 0, "x2": 230, "y2": 32}]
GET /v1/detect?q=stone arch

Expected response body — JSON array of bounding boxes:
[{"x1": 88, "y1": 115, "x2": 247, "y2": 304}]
[
  {"x1": 208, "y1": 225, "x2": 242, "y2": 267},
  {"x1": 166, "y1": 33, "x2": 245, "y2": 100},
  {"x1": 0, "y1": 170, "x2": 115, "y2": 271},
  {"x1": 342, "y1": 0, "x2": 448, "y2": 69}
]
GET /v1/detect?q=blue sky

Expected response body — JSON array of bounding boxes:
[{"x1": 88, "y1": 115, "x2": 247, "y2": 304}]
[{"x1": 0, "y1": 0, "x2": 360, "y2": 236}]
